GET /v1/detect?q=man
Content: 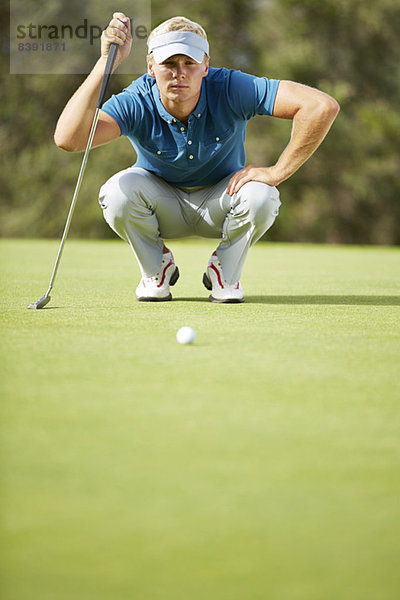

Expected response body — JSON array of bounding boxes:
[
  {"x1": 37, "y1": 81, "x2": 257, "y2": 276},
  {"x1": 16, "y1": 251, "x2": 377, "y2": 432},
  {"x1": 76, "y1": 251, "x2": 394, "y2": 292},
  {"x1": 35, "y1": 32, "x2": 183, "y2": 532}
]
[{"x1": 54, "y1": 13, "x2": 339, "y2": 303}]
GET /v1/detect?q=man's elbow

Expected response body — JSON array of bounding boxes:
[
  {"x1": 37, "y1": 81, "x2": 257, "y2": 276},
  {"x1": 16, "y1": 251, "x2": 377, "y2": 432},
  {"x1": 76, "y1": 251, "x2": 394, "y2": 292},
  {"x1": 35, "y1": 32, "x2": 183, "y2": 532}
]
[
  {"x1": 54, "y1": 130, "x2": 81, "y2": 152},
  {"x1": 318, "y1": 95, "x2": 340, "y2": 122}
]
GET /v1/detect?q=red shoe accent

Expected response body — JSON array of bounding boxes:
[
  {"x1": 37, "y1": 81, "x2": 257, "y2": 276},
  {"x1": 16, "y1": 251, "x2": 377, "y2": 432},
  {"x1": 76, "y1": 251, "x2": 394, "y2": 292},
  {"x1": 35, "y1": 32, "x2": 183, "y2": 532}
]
[
  {"x1": 158, "y1": 260, "x2": 173, "y2": 287},
  {"x1": 210, "y1": 263, "x2": 224, "y2": 289}
]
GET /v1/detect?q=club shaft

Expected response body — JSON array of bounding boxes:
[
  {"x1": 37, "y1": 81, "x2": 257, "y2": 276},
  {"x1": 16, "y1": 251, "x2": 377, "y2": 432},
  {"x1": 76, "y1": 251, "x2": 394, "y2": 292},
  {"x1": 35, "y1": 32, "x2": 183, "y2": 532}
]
[
  {"x1": 43, "y1": 40, "x2": 120, "y2": 299},
  {"x1": 45, "y1": 108, "x2": 100, "y2": 296}
]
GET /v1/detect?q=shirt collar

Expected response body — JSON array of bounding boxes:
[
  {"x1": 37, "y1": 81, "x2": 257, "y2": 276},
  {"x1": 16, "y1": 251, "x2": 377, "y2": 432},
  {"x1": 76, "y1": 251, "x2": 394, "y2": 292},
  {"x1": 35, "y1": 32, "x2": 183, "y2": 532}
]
[{"x1": 151, "y1": 78, "x2": 207, "y2": 124}]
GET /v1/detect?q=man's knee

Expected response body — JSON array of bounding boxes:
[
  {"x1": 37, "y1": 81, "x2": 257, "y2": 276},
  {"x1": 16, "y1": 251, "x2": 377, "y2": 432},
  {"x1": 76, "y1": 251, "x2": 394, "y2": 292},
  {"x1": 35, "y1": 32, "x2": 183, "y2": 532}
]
[
  {"x1": 99, "y1": 169, "x2": 149, "y2": 226},
  {"x1": 236, "y1": 181, "x2": 281, "y2": 224}
]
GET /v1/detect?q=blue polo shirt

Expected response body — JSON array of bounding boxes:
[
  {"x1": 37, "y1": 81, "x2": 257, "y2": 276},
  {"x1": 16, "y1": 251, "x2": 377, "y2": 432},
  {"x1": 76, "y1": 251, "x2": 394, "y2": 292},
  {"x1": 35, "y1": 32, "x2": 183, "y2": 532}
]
[{"x1": 102, "y1": 67, "x2": 280, "y2": 187}]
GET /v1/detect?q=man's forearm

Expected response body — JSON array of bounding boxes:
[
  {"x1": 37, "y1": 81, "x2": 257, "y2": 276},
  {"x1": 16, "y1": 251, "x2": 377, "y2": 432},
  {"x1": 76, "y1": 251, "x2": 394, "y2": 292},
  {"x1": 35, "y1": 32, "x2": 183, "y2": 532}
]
[
  {"x1": 54, "y1": 57, "x2": 110, "y2": 152},
  {"x1": 54, "y1": 12, "x2": 132, "y2": 152},
  {"x1": 226, "y1": 85, "x2": 339, "y2": 195},
  {"x1": 271, "y1": 97, "x2": 340, "y2": 185}
]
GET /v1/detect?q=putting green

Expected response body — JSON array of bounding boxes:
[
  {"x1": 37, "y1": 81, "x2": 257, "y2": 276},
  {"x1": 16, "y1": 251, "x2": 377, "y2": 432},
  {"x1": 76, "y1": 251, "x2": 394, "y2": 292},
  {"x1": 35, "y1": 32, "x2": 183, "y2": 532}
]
[{"x1": 1, "y1": 239, "x2": 400, "y2": 599}]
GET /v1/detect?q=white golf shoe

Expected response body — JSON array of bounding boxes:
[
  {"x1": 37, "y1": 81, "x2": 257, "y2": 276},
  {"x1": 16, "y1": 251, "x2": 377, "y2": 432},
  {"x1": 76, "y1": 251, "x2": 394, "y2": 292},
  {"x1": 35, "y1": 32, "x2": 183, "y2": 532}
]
[
  {"x1": 202, "y1": 255, "x2": 244, "y2": 303},
  {"x1": 136, "y1": 251, "x2": 180, "y2": 301}
]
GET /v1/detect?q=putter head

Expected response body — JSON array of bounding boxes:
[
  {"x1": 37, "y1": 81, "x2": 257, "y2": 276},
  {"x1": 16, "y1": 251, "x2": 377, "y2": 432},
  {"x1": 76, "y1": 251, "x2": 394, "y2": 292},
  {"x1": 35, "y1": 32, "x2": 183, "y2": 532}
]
[{"x1": 28, "y1": 294, "x2": 51, "y2": 310}]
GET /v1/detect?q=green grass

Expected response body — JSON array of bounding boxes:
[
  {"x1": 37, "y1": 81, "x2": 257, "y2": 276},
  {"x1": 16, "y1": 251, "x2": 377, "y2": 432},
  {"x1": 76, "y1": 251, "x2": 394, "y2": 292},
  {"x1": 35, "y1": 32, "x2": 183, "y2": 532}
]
[{"x1": 1, "y1": 238, "x2": 400, "y2": 600}]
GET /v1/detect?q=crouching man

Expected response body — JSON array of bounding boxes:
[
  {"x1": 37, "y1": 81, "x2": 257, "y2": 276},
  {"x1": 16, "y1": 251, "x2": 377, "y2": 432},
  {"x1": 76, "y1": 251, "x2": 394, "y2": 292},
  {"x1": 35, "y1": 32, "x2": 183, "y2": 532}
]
[{"x1": 54, "y1": 14, "x2": 339, "y2": 302}]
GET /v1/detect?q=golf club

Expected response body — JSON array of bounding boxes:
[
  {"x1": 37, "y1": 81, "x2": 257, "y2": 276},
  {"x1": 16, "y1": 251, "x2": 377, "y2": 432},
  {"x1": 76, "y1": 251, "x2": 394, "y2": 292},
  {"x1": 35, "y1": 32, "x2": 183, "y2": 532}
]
[{"x1": 28, "y1": 34, "x2": 123, "y2": 309}]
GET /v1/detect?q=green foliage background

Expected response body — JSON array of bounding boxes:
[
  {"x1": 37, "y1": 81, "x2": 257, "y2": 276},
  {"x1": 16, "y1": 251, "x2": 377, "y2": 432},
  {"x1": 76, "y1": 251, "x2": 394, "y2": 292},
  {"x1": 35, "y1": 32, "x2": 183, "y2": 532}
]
[{"x1": 1, "y1": 0, "x2": 399, "y2": 244}]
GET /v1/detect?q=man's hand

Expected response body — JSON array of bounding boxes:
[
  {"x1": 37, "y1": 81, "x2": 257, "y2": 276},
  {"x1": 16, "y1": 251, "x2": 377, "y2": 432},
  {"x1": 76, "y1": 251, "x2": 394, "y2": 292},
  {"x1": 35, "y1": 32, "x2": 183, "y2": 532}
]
[
  {"x1": 227, "y1": 165, "x2": 281, "y2": 196},
  {"x1": 101, "y1": 12, "x2": 133, "y2": 66}
]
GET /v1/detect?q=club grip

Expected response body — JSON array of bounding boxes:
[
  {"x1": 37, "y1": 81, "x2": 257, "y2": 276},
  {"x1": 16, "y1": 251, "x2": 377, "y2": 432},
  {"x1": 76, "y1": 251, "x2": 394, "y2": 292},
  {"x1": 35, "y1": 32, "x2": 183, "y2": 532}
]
[{"x1": 96, "y1": 42, "x2": 119, "y2": 108}]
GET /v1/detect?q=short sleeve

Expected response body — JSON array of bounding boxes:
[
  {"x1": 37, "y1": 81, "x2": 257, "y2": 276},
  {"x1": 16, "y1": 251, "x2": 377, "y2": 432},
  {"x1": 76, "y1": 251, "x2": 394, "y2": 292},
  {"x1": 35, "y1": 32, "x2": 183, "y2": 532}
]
[
  {"x1": 101, "y1": 89, "x2": 142, "y2": 137},
  {"x1": 225, "y1": 69, "x2": 280, "y2": 120}
]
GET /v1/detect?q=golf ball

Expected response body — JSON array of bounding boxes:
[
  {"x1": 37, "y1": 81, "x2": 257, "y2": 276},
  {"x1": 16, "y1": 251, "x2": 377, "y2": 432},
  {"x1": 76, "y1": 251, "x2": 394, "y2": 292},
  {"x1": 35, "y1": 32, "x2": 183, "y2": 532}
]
[{"x1": 176, "y1": 326, "x2": 196, "y2": 345}]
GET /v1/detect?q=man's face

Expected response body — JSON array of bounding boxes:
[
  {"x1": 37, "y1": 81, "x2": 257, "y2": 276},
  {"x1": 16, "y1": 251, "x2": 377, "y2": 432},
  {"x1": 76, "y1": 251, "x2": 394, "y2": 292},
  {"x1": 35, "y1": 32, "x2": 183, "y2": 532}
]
[{"x1": 147, "y1": 54, "x2": 209, "y2": 107}]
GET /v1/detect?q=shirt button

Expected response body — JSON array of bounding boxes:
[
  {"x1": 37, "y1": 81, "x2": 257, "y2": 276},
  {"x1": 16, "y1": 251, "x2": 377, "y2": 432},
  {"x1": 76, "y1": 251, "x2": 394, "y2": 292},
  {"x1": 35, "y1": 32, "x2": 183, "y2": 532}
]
[
  {"x1": 216, "y1": 137, "x2": 220, "y2": 141},
  {"x1": 188, "y1": 140, "x2": 192, "y2": 145},
  {"x1": 180, "y1": 127, "x2": 185, "y2": 132},
  {"x1": 189, "y1": 155, "x2": 194, "y2": 160},
  {"x1": 173, "y1": 119, "x2": 176, "y2": 123},
  {"x1": 197, "y1": 113, "x2": 201, "y2": 117},
  {"x1": 157, "y1": 151, "x2": 161, "y2": 155},
  {"x1": 167, "y1": 120, "x2": 171, "y2": 124}
]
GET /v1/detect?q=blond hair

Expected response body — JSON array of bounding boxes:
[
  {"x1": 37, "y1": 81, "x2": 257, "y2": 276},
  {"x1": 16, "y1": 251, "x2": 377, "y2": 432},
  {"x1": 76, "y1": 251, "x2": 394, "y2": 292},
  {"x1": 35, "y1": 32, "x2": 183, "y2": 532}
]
[{"x1": 148, "y1": 16, "x2": 208, "y2": 44}]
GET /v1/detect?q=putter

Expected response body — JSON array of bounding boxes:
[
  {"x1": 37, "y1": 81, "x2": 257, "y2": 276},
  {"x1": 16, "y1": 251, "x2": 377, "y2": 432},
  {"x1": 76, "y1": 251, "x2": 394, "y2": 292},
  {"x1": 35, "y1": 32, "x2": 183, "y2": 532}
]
[{"x1": 28, "y1": 37, "x2": 122, "y2": 310}]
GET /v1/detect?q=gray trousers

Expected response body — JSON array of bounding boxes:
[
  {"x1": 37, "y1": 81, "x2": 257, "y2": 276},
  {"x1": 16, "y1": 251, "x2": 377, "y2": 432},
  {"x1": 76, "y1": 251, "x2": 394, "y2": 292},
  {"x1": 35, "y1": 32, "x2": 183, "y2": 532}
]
[{"x1": 99, "y1": 167, "x2": 281, "y2": 284}]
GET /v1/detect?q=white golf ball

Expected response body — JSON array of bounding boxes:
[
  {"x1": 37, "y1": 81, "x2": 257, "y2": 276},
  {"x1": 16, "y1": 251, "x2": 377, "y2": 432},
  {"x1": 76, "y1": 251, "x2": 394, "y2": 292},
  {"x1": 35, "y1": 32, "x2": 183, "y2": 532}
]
[{"x1": 176, "y1": 326, "x2": 196, "y2": 345}]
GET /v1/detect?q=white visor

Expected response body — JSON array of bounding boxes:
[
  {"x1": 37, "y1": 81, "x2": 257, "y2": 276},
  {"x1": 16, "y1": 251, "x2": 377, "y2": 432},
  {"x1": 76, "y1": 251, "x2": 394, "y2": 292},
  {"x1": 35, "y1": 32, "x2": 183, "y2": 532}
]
[{"x1": 148, "y1": 31, "x2": 209, "y2": 64}]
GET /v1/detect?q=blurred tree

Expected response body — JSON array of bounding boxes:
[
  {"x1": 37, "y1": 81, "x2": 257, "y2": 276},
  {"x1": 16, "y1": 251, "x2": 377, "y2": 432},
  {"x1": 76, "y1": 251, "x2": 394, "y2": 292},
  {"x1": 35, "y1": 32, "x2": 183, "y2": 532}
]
[
  {"x1": 1, "y1": 0, "x2": 399, "y2": 244},
  {"x1": 248, "y1": 0, "x2": 400, "y2": 244}
]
